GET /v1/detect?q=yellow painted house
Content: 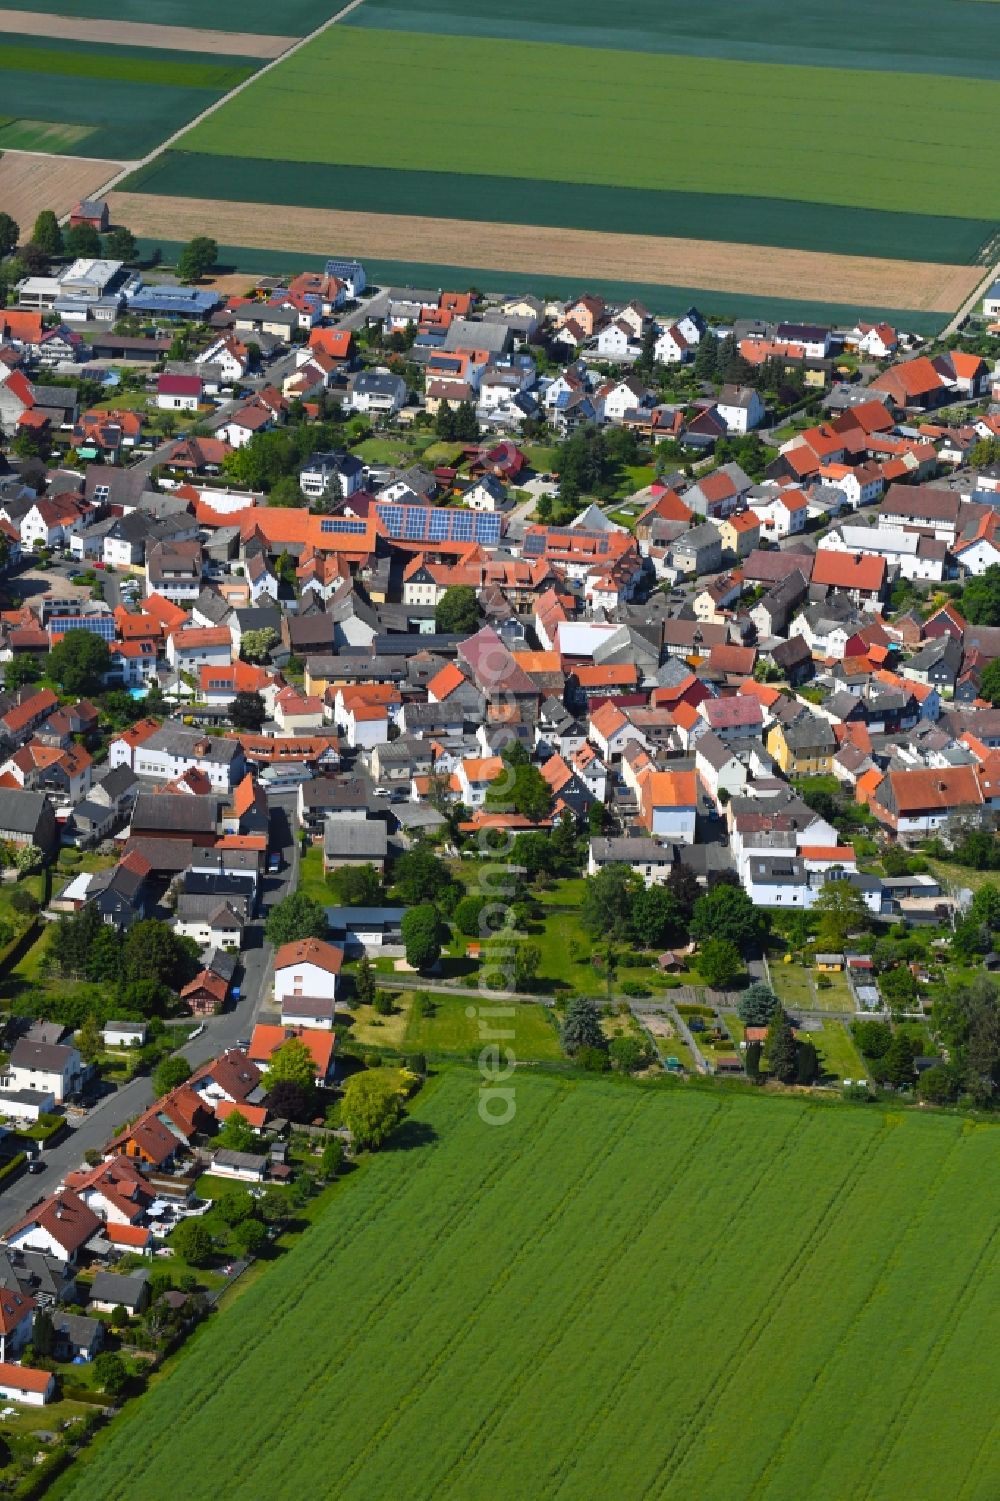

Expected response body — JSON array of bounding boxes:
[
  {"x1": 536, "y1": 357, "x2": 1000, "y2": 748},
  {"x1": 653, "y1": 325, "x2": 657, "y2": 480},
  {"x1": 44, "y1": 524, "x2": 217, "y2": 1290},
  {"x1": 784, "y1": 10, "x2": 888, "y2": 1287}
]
[{"x1": 766, "y1": 715, "x2": 837, "y2": 776}]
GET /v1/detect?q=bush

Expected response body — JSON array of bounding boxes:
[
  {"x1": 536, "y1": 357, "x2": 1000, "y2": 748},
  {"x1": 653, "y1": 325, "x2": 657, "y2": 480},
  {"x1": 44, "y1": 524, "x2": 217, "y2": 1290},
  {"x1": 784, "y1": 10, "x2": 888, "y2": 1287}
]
[
  {"x1": 609, "y1": 1035, "x2": 652, "y2": 1073},
  {"x1": 620, "y1": 980, "x2": 651, "y2": 998},
  {"x1": 372, "y1": 990, "x2": 394, "y2": 1017},
  {"x1": 0, "y1": 1153, "x2": 26, "y2": 1184},
  {"x1": 577, "y1": 1045, "x2": 611, "y2": 1073},
  {"x1": 851, "y1": 1019, "x2": 893, "y2": 1059},
  {"x1": 406, "y1": 1053, "x2": 427, "y2": 1075}
]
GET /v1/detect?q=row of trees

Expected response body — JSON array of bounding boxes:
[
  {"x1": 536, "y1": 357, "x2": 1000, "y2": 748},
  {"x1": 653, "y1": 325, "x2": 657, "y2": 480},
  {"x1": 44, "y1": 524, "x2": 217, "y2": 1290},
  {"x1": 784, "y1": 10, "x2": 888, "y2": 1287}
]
[
  {"x1": 581, "y1": 864, "x2": 769, "y2": 958},
  {"x1": 434, "y1": 401, "x2": 479, "y2": 441},
  {"x1": 0, "y1": 213, "x2": 214, "y2": 285},
  {"x1": 46, "y1": 907, "x2": 199, "y2": 1021},
  {"x1": 0, "y1": 209, "x2": 137, "y2": 269}
]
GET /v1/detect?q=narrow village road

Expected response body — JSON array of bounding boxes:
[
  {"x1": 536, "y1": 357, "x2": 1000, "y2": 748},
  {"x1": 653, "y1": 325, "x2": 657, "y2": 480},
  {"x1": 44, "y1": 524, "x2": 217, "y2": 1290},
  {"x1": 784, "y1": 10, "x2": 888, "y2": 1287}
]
[{"x1": 0, "y1": 798, "x2": 299, "y2": 1232}]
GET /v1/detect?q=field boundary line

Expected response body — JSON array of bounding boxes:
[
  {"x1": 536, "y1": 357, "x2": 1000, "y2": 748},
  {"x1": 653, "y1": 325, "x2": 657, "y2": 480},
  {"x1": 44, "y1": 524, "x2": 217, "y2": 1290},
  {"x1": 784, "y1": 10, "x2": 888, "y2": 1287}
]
[
  {"x1": 0, "y1": 147, "x2": 137, "y2": 165},
  {"x1": 942, "y1": 256, "x2": 1000, "y2": 336},
  {"x1": 55, "y1": 0, "x2": 372, "y2": 222}
]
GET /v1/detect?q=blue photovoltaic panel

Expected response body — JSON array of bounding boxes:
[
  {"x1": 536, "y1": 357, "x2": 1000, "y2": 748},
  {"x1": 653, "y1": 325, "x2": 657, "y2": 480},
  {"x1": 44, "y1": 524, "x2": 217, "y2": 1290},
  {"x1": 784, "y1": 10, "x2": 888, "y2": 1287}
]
[
  {"x1": 319, "y1": 518, "x2": 367, "y2": 534},
  {"x1": 49, "y1": 616, "x2": 115, "y2": 640},
  {"x1": 375, "y1": 502, "x2": 501, "y2": 545}
]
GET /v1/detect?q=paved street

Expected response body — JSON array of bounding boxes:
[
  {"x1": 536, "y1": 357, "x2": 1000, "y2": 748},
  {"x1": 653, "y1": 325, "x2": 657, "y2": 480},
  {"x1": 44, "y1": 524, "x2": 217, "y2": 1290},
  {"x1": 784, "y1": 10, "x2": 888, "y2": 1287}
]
[{"x1": 0, "y1": 795, "x2": 299, "y2": 1232}]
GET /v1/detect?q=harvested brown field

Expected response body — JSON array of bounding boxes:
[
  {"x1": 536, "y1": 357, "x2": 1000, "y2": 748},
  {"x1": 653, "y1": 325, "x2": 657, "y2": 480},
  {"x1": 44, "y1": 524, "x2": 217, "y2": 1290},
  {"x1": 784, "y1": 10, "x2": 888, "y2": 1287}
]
[
  {"x1": 109, "y1": 191, "x2": 980, "y2": 313},
  {"x1": 0, "y1": 10, "x2": 295, "y2": 56},
  {"x1": 1, "y1": 149, "x2": 121, "y2": 228},
  {"x1": 200, "y1": 271, "x2": 271, "y2": 295}
]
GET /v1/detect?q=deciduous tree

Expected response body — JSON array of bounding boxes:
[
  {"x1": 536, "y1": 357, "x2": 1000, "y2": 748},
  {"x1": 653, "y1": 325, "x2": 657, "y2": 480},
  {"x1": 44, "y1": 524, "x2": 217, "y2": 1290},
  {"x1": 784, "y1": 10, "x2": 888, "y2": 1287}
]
[
  {"x1": 47, "y1": 629, "x2": 110, "y2": 694},
  {"x1": 176, "y1": 235, "x2": 218, "y2": 282},
  {"x1": 265, "y1": 1037, "x2": 317, "y2": 1094},
  {"x1": 93, "y1": 1352, "x2": 129, "y2": 1396},
  {"x1": 64, "y1": 222, "x2": 101, "y2": 257},
  {"x1": 265, "y1": 893, "x2": 328, "y2": 946},
  {"x1": 105, "y1": 225, "x2": 137, "y2": 261},
  {"x1": 152, "y1": 1057, "x2": 191, "y2": 1098},
  {"x1": 401, "y1": 903, "x2": 442, "y2": 971},
  {"x1": 77, "y1": 1012, "x2": 102, "y2": 1066},
  {"x1": 813, "y1": 881, "x2": 869, "y2": 950},
  {"x1": 228, "y1": 690, "x2": 267, "y2": 731},
  {"x1": 172, "y1": 1218, "x2": 213, "y2": 1268},
  {"x1": 240, "y1": 627, "x2": 278, "y2": 663},
  {"x1": 341, "y1": 1070, "x2": 403, "y2": 1149},
  {"x1": 691, "y1": 885, "x2": 768, "y2": 951},
  {"x1": 581, "y1": 863, "x2": 639, "y2": 939},
  {"x1": 698, "y1": 937, "x2": 742, "y2": 990},
  {"x1": 435, "y1": 585, "x2": 479, "y2": 635},
  {"x1": 0, "y1": 212, "x2": 18, "y2": 258},
  {"x1": 215, "y1": 1110, "x2": 256, "y2": 1154}
]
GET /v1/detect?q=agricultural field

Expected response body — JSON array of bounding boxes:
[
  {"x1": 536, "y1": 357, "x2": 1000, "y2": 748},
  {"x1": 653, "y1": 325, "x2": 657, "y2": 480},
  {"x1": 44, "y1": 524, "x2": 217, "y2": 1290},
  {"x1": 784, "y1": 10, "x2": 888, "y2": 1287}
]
[
  {"x1": 0, "y1": 33, "x2": 258, "y2": 161},
  {"x1": 0, "y1": 148, "x2": 123, "y2": 228},
  {"x1": 56, "y1": 1069, "x2": 1000, "y2": 1501},
  {"x1": 105, "y1": 0, "x2": 1000, "y2": 326}
]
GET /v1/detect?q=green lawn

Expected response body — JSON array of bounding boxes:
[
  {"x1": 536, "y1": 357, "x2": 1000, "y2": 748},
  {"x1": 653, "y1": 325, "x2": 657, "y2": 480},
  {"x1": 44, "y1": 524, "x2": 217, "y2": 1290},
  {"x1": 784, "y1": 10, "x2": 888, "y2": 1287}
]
[
  {"x1": 522, "y1": 444, "x2": 559, "y2": 473},
  {"x1": 925, "y1": 859, "x2": 1000, "y2": 896},
  {"x1": 722, "y1": 1012, "x2": 746, "y2": 1045},
  {"x1": 771, "y1": 961, "x2": 815, "y2": 1012},
  {"x1": 613, "y1": 464, "x2": 657, "y2": 500},
  {"x1": 56, "y1": 1068, "x2": 1000, "y2": 1501},
  {"x1": 810, "y1": 972, "x2": 856, "y2": 1014},
  {"x1": 403, "y1": 994, "x2": 563, "y2": 1061},
  {"x1": 533, "y1": 877, "x2": 588, "y2": 908},
  {"x1": 297, "y1": 845, "x2": 333, "y2": 907},
  {"x1": 352, "y1": 436, "x2": 420, "y2": 463},
  {"x1": 772, "y1": 962, "x2": 855, "y2": 1016},
  {"x1": 812, "y1": 1019, "x2": 869, "y2": 1085}
]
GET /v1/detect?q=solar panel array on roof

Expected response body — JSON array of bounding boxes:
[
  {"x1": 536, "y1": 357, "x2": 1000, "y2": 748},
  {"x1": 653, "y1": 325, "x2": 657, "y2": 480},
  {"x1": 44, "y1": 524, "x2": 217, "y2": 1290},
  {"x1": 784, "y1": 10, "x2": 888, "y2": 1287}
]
[
  {"x1": 374, "y1": 502, "x2": 500, "y2": 545},
  {"x1": 319, "y1": 518, "x2": 367, "y2": 535},
  {"x1": 49, "y1": 616, "x2": 115, "y2": 641},
  {"x1": 524, "y1": 528, "x2": 610, "y2": 554}
]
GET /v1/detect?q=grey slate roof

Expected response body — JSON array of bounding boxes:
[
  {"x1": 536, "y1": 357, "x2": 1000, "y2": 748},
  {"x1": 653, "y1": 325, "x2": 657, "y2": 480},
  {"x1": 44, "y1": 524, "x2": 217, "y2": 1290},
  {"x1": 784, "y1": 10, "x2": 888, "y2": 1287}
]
[{"x1": 323, "y1": 820, "x2": 388, "y2": 859}]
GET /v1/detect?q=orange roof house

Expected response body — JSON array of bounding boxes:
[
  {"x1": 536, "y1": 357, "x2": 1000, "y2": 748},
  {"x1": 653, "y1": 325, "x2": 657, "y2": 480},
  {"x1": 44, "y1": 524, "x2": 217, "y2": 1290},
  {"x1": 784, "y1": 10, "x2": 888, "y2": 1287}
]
[
  {"x1": 811, "y1": 551, "x2": 887, "y2": 596},
  {"x1": 637, "y1": 768, "x2": 698, "y2": 840},
  {"x1": 248, "y1": 1024, "x2": 336, "y2": 1080}
]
